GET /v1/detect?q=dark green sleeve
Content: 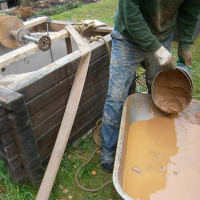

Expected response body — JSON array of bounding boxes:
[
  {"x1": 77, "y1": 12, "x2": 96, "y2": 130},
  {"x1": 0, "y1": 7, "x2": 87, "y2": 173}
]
[
  {"x1": 116, "y1": 0, "x2": 161, "y2": 53},
  {"x1": 178, "y1": 0, "x2": 200, "y2": 50}
]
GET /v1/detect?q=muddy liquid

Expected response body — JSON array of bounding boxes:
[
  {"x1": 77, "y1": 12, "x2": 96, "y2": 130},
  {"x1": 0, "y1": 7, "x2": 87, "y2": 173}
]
[
  {"x1": 153, "y1": 69, "x2": 192, "y2": 113},
  {"x1": 123, "y1": 116, "x2": 200, "y2": 200}
]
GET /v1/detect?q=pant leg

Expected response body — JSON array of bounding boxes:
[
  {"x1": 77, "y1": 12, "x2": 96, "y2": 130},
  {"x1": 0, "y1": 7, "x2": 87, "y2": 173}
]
[
  {"x1": 145, "y1": 34, "x2": 174, "y2": 93},
  {"x1": 101, "y1": 28, "x2": 145, "y2": 154}
]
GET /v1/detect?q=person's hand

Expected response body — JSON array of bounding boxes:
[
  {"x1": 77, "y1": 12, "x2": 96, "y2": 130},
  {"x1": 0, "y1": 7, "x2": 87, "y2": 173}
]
[
  {"x1": 154, "y1": 46, "x2": 176, "y2": 71},
  {"x1": 178, "y1": 49, "x2": 192, "y2": 67}
]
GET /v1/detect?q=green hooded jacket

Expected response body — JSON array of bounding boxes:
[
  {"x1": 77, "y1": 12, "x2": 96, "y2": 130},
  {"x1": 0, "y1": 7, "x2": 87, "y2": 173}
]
[{"x1": 114, "y1": 0, "x2": 200, "y2": 53}]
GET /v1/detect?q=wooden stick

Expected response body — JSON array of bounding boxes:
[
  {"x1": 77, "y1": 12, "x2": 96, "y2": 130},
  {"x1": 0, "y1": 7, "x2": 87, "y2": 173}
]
[
  {"x1": 36, "y1": 24, "x2": 91, "y2": 200},
  {"x1": 23, "y1": 16, "x2": 48, "y2": 29},
  {"x1": 0, "y1": 29, "x2": 70, "y2": 70}
]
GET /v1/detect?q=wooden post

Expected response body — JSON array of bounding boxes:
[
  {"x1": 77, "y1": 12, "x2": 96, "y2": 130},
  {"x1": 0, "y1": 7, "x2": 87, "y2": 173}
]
[{"x1": 36, "y1": 24, "x2": 91, "y2": 200}]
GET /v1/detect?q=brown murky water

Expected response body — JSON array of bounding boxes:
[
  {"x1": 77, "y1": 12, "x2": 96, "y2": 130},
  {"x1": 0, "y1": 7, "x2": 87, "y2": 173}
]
[
  {"x1": 153, "y1": 69, "x2": 192, "y2": 113},
  {"x1": 123, "y1": 116, "x2": 200, "y2": 200}
]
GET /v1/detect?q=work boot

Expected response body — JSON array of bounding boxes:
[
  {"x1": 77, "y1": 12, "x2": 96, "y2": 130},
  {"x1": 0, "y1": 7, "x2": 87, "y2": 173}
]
[{"x1": 100, "y1": 150, "x2": 114, "y2": 173}]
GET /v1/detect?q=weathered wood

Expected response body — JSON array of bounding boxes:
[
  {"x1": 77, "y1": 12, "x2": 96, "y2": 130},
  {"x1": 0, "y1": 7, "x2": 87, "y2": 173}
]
[
  {"x1": 0, "y1": 129, "x2": 14, "y2": 146},
  {"x1": 40, "y1": 111, "x2": 103, "y2": 163},
  {"x1": 0, "y1": 116, "x2": 10, "y2": 134},
  {"x1": 71, "y1": 102, "x2": 105, "y2": 136},
  {"x1": 65, "y1": 37, "x2": 72, "y2": 54},
  {"x1": 7, "y1": 111, "x2": 31, "y2": 133},
  {"x1": 24, "y1": 17, "x2": 48, "y2": 29},
  {"x1": 26, "y1": 53, "x2": 109, "y2": 115},
  {"x1": 0, "y1": 153, "x2": 26, "y2": 183},
  {"x1": 8, "y1": 34, "x2": 111, "y2": 102},
  {"x1": 35, "y1": 87, "x2": 107, "y2": 142},
  {"x1": 30, "y1": 66, "x2": 108, "y2": 126},
  {"x1": 0, "y1": 84, "x2": 25, "y2": 114},
  {"x1": 0, "y1": 29, "x2": 70, "y2": 70},
  {"x1": 33, "y1": 78, "x2": 108, "y2": 139},
  {"x1": 69, "y1": 112, "x2": 103, "y2": 144},
  {"x1": 36, "y1": 24, "x2": 92, "y2": 200},
  {"x1": 0, "y1": 105, "x2": 6, "y2": 117},
  {"x1": 0, "y1": 142, "x2": 18, "y2": 159}
]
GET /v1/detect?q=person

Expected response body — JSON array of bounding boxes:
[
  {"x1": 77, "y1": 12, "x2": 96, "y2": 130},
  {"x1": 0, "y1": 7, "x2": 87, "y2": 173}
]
[{"x1": 100, "y1": 0, "x2": 200, "y2": 173}]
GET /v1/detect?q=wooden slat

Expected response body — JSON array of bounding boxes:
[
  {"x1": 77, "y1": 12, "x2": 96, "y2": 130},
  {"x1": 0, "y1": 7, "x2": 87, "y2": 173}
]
[
  {"x1": 40, "y1": 111, "x2": 103, "y2": 163},
  {"x1": 30, "y1": 66, "x2": 108, "y2": 126},
  {"x1": 0, "y1": 29, "x2": 70, "y2": 70},
  {"x1": 0, "y1": 116, "x2": 10, "y2": 134},
  {"x1": 8, "y1": 34, "x2": 111, "y2": 102},
  {"x1": 24, "y1": 17, "x2": 48, "y2": 29},
  {"x1": 69, "y1": 112, "x2": 103, "y2": 145},
  {"x1": 36, "y1": 24, "x2": 92, "y2": 200},
  {"x1": 0, "y1": 106, "x2": 6, "y2": 117},
  {"x1": 0, "y1": 129, "x2": 14, "y2": 146},
  {"x1": 0, "y1": 142, "x2": 18, "y2": 159},
  {"x1": 38, "y1": 103, "x2": 105, "y2": 161},
  {"x1": 26, "y1": 53, "x2": 109, "y2": 114},
  {"x1": 33, "y1": 86, "x2": 107, "y2": 139}
]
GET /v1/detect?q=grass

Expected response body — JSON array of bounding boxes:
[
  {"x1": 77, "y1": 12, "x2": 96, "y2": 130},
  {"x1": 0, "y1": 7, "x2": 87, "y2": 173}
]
[
  {"x1": 0, "y1": 0, "x2": 199, "y2": 199},
  {"x1": 52, "y1": 0, "x2": 118, "y2": 26},
  {"x1": 0, "y1": 133, "x2": 121, "y2": 200}
]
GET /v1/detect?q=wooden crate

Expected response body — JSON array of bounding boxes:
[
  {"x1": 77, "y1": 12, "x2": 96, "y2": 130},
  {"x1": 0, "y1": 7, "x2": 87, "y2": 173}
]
[{"x1": 0, "y1": 17, "x2": 112, "y2": 184}]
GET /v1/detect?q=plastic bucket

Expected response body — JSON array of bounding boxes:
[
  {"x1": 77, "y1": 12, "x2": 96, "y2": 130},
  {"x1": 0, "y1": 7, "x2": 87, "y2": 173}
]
[{"x1": 152, "y1": 64, "x2": 193, "y2": 114}]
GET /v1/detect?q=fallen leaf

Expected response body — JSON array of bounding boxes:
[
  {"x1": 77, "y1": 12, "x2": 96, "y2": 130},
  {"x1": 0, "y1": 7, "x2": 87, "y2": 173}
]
[
  {"x1": 59, "y1": 184, "x2": 64, "y2": 190},
  {"x1": 97, "y1": 150, "x2": 101, "y2": 154},
  {"x1": 63, "y1": 188, "x2": 68, "y2": 194},
  {"x1": 69, "y1": 195, "x2": 73, "y2": 199},
  {"x1": 91, "y1": 170, "x2": 97, "y2": 175}
]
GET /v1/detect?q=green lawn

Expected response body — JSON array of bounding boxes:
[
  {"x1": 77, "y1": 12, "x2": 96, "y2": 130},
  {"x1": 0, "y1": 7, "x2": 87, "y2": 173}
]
[{"x1": 0, "y1": 0, "x2": 199, "y2": 199}]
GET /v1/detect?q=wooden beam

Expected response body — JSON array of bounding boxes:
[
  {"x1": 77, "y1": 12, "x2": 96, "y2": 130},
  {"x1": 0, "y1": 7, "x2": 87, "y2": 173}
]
[
  {"x1": 23, "y1": 17, "x2": 48, "y2": 29},
  {"x1": 36, "y1": 24, "x2": 91, "y2": 200},
  {"x1": 0, "y1": 29, "x2": 70, "y2": 70}
]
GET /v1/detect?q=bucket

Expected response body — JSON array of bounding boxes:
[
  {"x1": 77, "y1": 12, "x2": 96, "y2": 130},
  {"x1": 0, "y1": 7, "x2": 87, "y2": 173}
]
[{"x1": 151, "y1": 63, "x2": 193, "y2": 114}]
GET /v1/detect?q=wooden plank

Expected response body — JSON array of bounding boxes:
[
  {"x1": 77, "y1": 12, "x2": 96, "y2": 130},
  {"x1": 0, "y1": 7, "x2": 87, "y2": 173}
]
[
  {"x1": 16, "y1": 56, "x2": 81, "y2": 102},
  {"x1": 0, "y1": 116, "x2": 10, "y2": 134},
  {"x1": 7, "y1": 111, "x2": 31, "y2": 133},
  {"x1": 0, "y1": 153, "x2": 26, "y2": 183},
  {"x1": 8, "y1": 34, "x2": 111, "y2": 102},
  {"x1": 27, "y1": 74, "x2": 74, "y2": 115},
  {"x1": 65, "y1": 37, "x2": 72, "y2": 54},
  {"x1": 0, "y1": 142, "x2": 18, "y2": 159},
  {"x1": 33, "y1": 86, "x2": 107, "y2": 139},
  {"x1": 0, "y1": 105, "x2": 6, "y2": 117},
  {"x1": 30, "y1": 66, "x2": 108, "y2": 126},
  {"x1": 0, "y1": 29, "x2": 70, "y2": 70},
  {"x1": 24, "y1": 16, "x2": 48, "y2": 29},
  {"x1": 71, "y1": 102, "x2": 105, "y2": 135},
  {"x1": 41, "y1": 109, "x2": 102, "y2": 163},
  {"x1": 0, "y1": 129, "x2": 14, "y2": 146},
  {"x1": 69, "y1": 112, "x2": 103, "y2": 145},
  {"x1": 37, "y1": 94, "x2": 106, "y2": 153},
  {"x1": 0, "y1": 84, "x2": 25, "y2": 114},
  {"x1": 80, "y1": 76, "x2": 108, "y2": 105},
  {"x1": 36, "y1": 24, "x2": 92, "y2": 200},
  {"x1": 26, "y1": 53, "x2": 109, "y2": 114},
  {"x1": 38, "y1": 125, "x2": 59, "y2": 160}
]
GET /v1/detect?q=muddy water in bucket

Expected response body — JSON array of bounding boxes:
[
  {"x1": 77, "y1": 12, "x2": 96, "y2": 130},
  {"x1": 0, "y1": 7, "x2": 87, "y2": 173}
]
[
  {"x1": 152, "y1": 67, "x2": 193, "y2": 113},
  {"x1": 123, "y1": 116, "x2": 200, "y2": 200}
]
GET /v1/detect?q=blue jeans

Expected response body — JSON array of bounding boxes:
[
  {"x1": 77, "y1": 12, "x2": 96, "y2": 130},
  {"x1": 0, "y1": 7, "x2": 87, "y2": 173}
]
[{"x1": 101, "y1": 27, "x2": 173, "y2": 155}]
